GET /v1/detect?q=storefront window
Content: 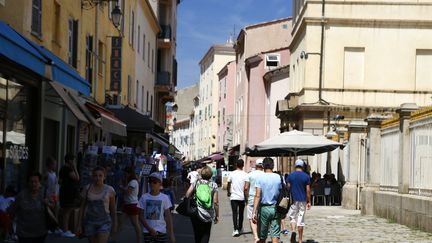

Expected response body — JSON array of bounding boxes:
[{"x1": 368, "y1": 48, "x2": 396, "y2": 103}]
[{"x1": 0, "y1": 77, "x2": 36, "y2": 192}]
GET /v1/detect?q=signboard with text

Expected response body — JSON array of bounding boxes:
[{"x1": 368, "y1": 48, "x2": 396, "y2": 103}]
[{"x1": 110, "y1": 37, "x2": 122, "y2": 91}]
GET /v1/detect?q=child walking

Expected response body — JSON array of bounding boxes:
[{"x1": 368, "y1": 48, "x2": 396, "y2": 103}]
[{"x1": 138, "y1": 172, "x2": 175, "y2": 243}]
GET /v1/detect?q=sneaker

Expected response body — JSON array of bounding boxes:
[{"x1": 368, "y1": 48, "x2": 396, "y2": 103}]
[
  {"x1": 54, "y1": 228, "x2": 63, "y2": 235},
  {"x1": 61, "y1": 230, "x2": 76, "y2": 238},
  {"x1": 290, "y1": 232, "x2": 296, "y2": 243},
  {"x1": 282, "y1": 229, "x2": 289, "y2": 235},
  {"x1": 232, "y1": 230, "x2": 240, "y2": 237}
]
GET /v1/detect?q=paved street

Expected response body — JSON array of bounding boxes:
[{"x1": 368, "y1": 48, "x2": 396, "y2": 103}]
[{"x1": 46, "y1": 186, "x2": 432, "y2": 243}]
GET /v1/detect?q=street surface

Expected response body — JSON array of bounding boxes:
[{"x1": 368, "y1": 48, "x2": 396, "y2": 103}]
[{"x1": 46, "y1": 186, "x2": 432, "y2": 243}]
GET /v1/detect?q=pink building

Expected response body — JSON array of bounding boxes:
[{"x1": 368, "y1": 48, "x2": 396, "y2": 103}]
[{"x1": 217, "y1": 61, "x2": 236, "y2": 152}]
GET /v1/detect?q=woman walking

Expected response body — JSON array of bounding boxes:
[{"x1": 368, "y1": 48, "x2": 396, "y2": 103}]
[
  {"x1": 186, "y1": 166, "x2": 219, "y2": 243},
  {"x1": 77, "y1": 167, "x2": 117, "y2": 243},
  {"x1": 121, "y1": 167, "x2": 141, "y2": 243},
  {"x1": 11, "y1": 172, "x2": 48, "y2": 243}
]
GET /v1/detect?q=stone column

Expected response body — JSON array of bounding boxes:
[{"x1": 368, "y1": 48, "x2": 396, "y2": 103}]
[
  {"x1": 397, "y1": 103, "x2": 418, "y2": 194},
  {"x1": 360, "y1": 115, "x2": 387, "y2": 215},
  {"x1": 342, "y1": 119, "x2": 367, "y2": 210}
]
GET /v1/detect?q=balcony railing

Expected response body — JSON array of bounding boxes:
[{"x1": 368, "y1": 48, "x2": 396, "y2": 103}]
[
  {"x1": 156, "y1": 71, "x2": 171, "y2": 86},
  {"x1": 158, "y1": 25, "x2": 171, "y2": 40}
]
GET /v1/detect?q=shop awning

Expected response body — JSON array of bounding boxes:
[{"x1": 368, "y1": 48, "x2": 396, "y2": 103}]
[
  {"x1": 0, "y1": 21, "x2": 48, "y2": 77},
  {"x1": 109, "y1": 106, "x2": 160, "y2": 133},
  {"x1": 48, "y1": 81, "x2": 89, "y2": 123},
  {"x1": 86, "y1": 102, "x2": 127, "y2": 137},
  {"x1": 146, "y1": 132, "x2": 170, "y2": 147}
]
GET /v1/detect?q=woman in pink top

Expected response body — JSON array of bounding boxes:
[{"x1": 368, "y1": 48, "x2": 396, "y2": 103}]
[{"x1": 77, "y1": 167, "x2": 118, "y2": 243}]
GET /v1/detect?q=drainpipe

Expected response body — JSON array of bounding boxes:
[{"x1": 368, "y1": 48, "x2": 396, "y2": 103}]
[
  {"x1": 318, "y1": 0, "x2": 326, "y2": 104},
  {"x1": 94, "y1": 5, "x2": 99, "y2": 101}
]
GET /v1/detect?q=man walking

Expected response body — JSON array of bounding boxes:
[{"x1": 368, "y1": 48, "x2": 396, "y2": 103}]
[
  {"x1": 244, "y1": 159, "x2": 264, "y2": 242},
  {"x1": 252, "y1": 157, "x2": 282, "y2": 243},
  {"x1": 227, "y1": 159, "x2": 248, "y2": 237},
  {"x1": 287, "y1": 159, "x2": 311, "y2": 243}
]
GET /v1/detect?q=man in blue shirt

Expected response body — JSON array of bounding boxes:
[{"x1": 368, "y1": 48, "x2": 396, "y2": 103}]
[
  {"x1": 287, "y1": 159, "x2": 311, "y2": 243},
  {"x1": 252, "y1": 157, "x2": 282, "y2": 243}
]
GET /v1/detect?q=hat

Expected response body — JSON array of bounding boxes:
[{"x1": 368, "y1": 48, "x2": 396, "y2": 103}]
[
  {"x1": 149, "y1": 172, "x2": 162, "y2": 182},
  {"x1": 255, "y1": 158, "x2": 263, "y2": 167},
  {"x1": 295, "y1": 159, "x2": 305, "y2": 167}
]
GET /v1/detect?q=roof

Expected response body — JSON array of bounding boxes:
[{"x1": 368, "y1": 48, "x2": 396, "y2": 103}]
[
  {"x1": 236, "y1": 17, "x2": 293, "y2": 43},
  {"x1": 199, "y1": 43, "x2": 235, "y2": 65}
]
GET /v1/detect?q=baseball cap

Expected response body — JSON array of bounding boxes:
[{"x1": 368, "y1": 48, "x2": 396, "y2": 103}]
[
  {"x1": 255, "y1": 158, "x2": 263, "y2": 167},
  {"x1": 295, "y1": 159, "x2": 305, "y2": 167},
  {"x1": 149, "y1": 172, "x2": 162, "y2": 182}
]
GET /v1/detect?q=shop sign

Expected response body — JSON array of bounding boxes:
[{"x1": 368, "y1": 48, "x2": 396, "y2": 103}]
[
  {"x1": 110, "y1": 37, "x2": 122, "y2": 92},
  {"x1": 6, "y1": 144, "x2": 29, "y2": 161}
]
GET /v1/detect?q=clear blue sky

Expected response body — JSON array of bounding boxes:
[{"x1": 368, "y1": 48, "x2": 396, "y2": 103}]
[{"x1": 176, "y1": 0, "x2": 293, "y2": 88}]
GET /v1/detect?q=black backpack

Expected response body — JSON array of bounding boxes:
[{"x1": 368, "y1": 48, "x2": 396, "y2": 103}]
[{"x1": 276, "y1": 175, "x2": 291, "y2": 216}]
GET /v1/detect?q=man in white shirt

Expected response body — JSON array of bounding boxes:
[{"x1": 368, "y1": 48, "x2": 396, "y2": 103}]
[
  {"x1": 187, "y1": 163, "x2": 200, "y2": 185},
  {"x1": 244, "y1": 158, "x2": 264, "y2": 242},
  {"x1": 227, "y1": 159, "x2": 248, "y2": 237}
]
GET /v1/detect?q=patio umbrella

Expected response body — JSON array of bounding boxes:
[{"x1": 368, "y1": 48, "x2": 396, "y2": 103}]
[
  {"x1": 208, "y1": 153, "x2": 224, "y2": 161},
  {"x1": 246, "y1": 130, "x2": 344, "y2": 157}
]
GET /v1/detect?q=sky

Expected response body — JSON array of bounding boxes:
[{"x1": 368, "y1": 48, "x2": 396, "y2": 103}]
[{"x1": 176, "y1": 0, "x2": 293, "y2": 88}]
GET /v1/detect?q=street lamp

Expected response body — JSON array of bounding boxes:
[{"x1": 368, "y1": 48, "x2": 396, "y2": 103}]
[
  {"x1": 111, "y1": 5, "x2": 122, "y2": 28},
  {"x1": 82, "y1": 0, "x2": 123, "y2": 27}
]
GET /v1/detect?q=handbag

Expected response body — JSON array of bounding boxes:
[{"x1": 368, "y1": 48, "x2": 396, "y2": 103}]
[
  {"x1": 176, "y1": 197, "x2": 197, "y2": 217},
  {"x1": 276, "y1": 175, "x2": 290, "y2": 216}
]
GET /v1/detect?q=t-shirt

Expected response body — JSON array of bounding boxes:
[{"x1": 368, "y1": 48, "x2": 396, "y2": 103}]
[
  {"x1": 187, "y1": 171, "x2": 199, "y2": 184},
  {"x1": 256, "y1": 172, "x2": 281, "y2": 205},
  {"x1": 287, "y1": 171, "x2": 311, "y2": 202},
  {"x1": 124, "y1": 179, "x2": 139, "y2": 204},
  {"x1": 46, "y1": 171, "x2": 58, "y2": 198},
  {"x1": 82, "y1": 184, "x2": 116, "y2": 213},
  {"x1": 14, "y1": 189, "x2": 47, "y2": 238},
  {"x1": 59, "y1": 165, "x2": 79, "y2": 190},
  {"x1": 245, "y1": 170, "x2": 264, "y2": 205},
  {"x1": 227, "y1": 169, "x2": 248, "y2": 201},
  {"x1": 0, "y1": 195, "x2": 14, "y2": 211},
  {"x1": 137, "y1": 192, "x2": 172, "y2": 233}
]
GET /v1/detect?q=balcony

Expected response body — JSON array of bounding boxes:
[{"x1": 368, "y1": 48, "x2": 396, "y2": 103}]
[{"x1": 158, "y1": 25, "x2": 172, "y2": 48}]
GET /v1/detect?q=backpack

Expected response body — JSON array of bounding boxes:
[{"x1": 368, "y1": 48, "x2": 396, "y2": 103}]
[{"x1": 195, "y1": 180, "x2": 213, "y2": 209}]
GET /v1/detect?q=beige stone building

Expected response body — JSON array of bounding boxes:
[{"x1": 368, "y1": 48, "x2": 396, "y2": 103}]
[
  {"x1": 191, "y1": 43, "x2": 235, "y2": 160},
  {"x1": 280, "y1": 0, "x2": 432, "y2": 232}
]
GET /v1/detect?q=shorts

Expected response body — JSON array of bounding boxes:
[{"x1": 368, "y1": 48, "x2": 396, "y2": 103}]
[
  {"x1": 123, "y1": 203, "x2": 140, "y2": 216},
  {"x1": 84, "y1": 220, "x2": 112, "y2": 236},
  {"x1": 0, "y1": 211, "x2": 11, "y2": 230},
  {"x1": 258, "y1": 205, "x2": 280, "y2": 239},
  {"x1": 247, "y1": 204, "x2": 254, "y2": 219},
  {"x1": 143, "y1": 232, "x2": 168, "y2": 243},
  {"x1": 287, "y1": 201, "x2": 307, "y2": 227}
]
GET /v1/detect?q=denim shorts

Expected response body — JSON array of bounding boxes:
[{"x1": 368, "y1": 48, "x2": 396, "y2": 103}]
[{"x1": 84, "y1": 219, "x2": 112, "y2": 236}]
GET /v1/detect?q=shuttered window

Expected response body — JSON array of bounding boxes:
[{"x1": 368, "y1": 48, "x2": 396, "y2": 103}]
[
  {"x1": 68, "y1": 18, "x2": 79, "y2": 68},
  {"x1": 31, "y1": 0, "x2": 42, "y2": 37}
]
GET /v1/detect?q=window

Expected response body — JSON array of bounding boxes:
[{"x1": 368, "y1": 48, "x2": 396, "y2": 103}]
[
  {"x1": 53, "y1": 2, "x2": 61, "y2": 42},
  {"x1": 266, "y1": 54, "x2": 280, "y2": 68},
  {"x1": 121, "y1": 0, "x2": 126, "y2": 34},
  {"x1": 129, "y1": 9, "x2": 134, "y2": 46},
  {"x1": 85, "y1": 35, "x2": 93, "y2": 85},
  {"x1": 151, "y1": 49, "x2": 154, "y2": 72},
  {"x1": 150, "y1": 95, "x2": 153, "y2": 116},
  {"x1": 98, "y1": 41, "x2": 104, "y2": 75},
  {"x1": 343, "y1": 47, "x2": 365, "y2": 89},
  {"x1": 135, "y1": 80, "x2": 139, "y2": 106},
  {"x1": 68, "y1": 18, "x2": 79, "y2": 68},
  {"x1": 415, "y1": 50, "x2": 432, "y2": 91},
  {"x1": 146, "y1": 91, "x2": 149, "y2": 111},
  {"x1": 222, "y1": 108, "x2": 225, "y2": 124},
  {"x1": 142, "y1": 34, "x2": 146, "y2": 60},
  {"x1": 127, "y1": 75, "x2": 131, "y2": 104},
  {"x1": 141, "y1": 86, "x2": 145, "y2": 111},
  {"x1": 137, "y1": 26, "x2": 140, "y2": 53},
  {"x1": 218, "y1": 111, "x2": 220, "y2": 125},
  {"x1": 31, "y1": 0, "x2": 42, "y2": 36},
  {"x1": 147, "y1": 42, "x2": 150, "y2": 68}
]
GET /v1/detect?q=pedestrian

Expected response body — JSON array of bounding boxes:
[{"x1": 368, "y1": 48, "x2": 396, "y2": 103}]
[
  {"x1": 244, "y1": 158, "x2": 264, "y2": 242},
  {"x1": 58, "y1": 154, "x2": 80, "y2": 238},
  {"x1": 252, "y1": 157, "x2": 282, "y2": 243},
  {"x1": 0, "y1": 186, "x2": 16, "y2": 242},
  {"x1": 161, "y1": 179, "x2": 176, "y2": 211},
  {"x1": 10, "y1": 172, "x2": 48, "y2": 243},
  {"x1": 138, "y1": 172, "x2": 175, "y2": 243},
  {"x1": 286, "y1": 159, "x2": 311, "y2": 243},
  {"x1": 76, "y1": 166, "x2": 118, "y2": 243},
  {"x1": 211, "y1": 162, "x2": 217, "y2": 183},
  {"x1": 45, "y1": 156, "x2": 62, "y2": 235},
  {"x1": 186, "y1": 165, "x2": 219, "y2": 243},
  {"x1": 227, "y1": 159, "x2": 248, "y2": 237},
  {"x1": 121, "y1": 167, "x2": 141, "y2": 243},
  {"x1": 187, "y1": 164, "x2": 200, "y2": 185}
]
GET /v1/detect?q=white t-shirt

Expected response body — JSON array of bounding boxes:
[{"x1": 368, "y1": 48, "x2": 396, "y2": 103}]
[
  {"x1": 0, "y1": 195, "x2": 14, "y2": 212},
  {"x1": 46, "y1": 171, "x2": 58, "y2": 197},
  {"x1": 246, "y1": 170, "x2": 265, "y2": 204},
  {"x1": 124, "y1": 179, "x2": 139, "y2": 204},
  {"x1": 187, "y1": 171, "x2": 199, "y2": 184},
  {"x1": 137, "y1": 192, "x2": 172, "y2": 233},
  {"x1": 227, "y1": 169, "x2": 248, "y2": 201}
]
